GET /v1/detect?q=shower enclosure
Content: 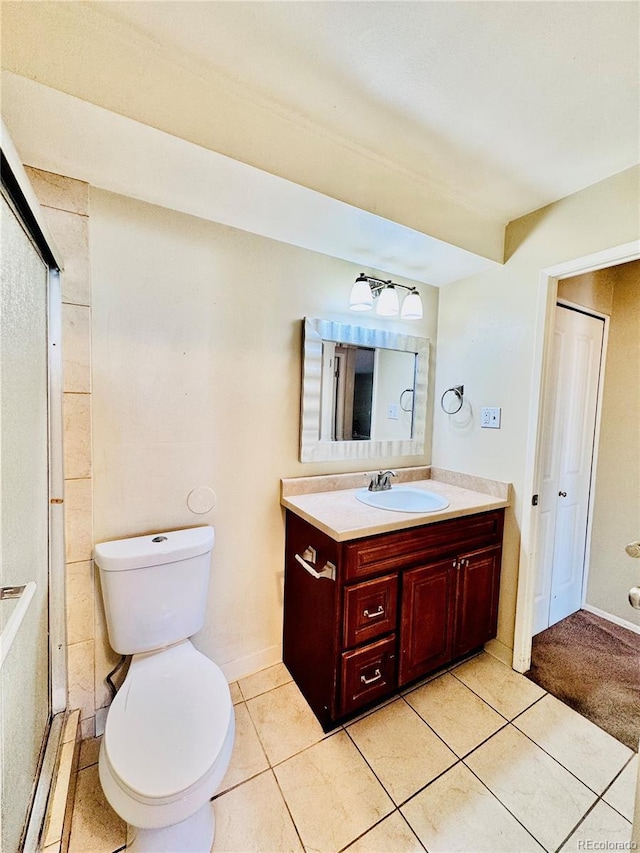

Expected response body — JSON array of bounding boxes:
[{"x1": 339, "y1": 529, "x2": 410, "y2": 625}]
[{"x1": 1, "y1": 125, "x2": 66, "y2": 852}]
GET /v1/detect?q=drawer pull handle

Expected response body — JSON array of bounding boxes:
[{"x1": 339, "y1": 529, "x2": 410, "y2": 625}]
[
  {"x1": 294, "y1": 553, "x2": 336, "y2": 581},
  {"x1": 363, "y1": 605, "x2": 384, "y2": 619},
  {"x1": 360, "y1": 668, "x2": 382, "y2": 685}
]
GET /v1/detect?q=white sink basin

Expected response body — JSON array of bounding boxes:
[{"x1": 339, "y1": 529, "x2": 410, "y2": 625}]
[{"x1": 355, "y1": 487, "x2": 450, "y2": 513}]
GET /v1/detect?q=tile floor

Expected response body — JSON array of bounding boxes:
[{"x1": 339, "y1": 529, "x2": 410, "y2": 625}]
[{"x1": 67, "y1": 652, "x2": 637, "y2": 853}]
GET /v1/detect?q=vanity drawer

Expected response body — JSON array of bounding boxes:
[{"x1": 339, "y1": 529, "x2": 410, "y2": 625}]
[
  {"x1": 340, "y1": 635, "x2": 396, "y2": 716},
  {"x1": 344, "y1": 510, "x2": 504, "y2": 580},
  {"x1": 343, "y1": 574, "x2": 398, "y2": 648}
]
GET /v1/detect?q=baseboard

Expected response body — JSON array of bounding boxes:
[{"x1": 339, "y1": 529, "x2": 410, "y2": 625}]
[
  {"x1": 221, "y1": 644, "x2": 282, "y2": 683},
  {"x1": 582, "y1": 604, "x2": 640, "y2": 635},
  {"x1": 484, "y1": 638, "x2": 514, "y2": 667}
]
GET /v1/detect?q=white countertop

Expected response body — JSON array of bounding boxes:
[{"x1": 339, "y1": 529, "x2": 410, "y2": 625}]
[{"x1": 281, "y1": 468, "x2": 511, "y2": 542}]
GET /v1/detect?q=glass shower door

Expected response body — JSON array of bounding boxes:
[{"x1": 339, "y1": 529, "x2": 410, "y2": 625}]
[{"x1": 0, "y1": 190, "x2": 51, "y2": 853}]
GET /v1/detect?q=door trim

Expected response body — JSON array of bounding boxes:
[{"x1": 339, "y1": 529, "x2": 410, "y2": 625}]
[{"x1": 513, "y1": 240, "x2": 640, "y2": 674}]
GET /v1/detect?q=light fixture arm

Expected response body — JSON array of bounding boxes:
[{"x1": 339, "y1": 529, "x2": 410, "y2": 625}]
[{"x1": 355, "y1": 273, "x2": 418, "y2": 298}]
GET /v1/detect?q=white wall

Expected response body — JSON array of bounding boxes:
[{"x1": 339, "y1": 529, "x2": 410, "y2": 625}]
[
  {"x1": 433, "y1": 166, "x2": 640, "y2": 653},
  {"x1": 90, "y1": 189, "x2": 439, "y2": 680}
]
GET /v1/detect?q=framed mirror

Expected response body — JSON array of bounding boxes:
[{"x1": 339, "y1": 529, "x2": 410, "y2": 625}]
[{"x1": 300, "y1": 318, "x2": 430, "y2": 462}]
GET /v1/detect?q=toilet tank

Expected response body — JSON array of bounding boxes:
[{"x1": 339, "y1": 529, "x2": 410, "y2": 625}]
[{"x1": 94, "y1": 526, "x2": 214, "y2": 655}]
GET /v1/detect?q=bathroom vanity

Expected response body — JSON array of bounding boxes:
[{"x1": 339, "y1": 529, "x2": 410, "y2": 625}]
[{"x1": 281, "y1": 468, "x2": 510, "y2": 730}]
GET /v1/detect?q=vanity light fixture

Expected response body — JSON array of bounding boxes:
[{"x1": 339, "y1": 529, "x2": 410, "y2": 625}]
[{"x1": 349, "y1": 273, "x2": 423, "y2": 320}]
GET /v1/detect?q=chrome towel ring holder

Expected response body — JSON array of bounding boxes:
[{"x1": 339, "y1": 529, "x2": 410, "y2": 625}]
[{"x1": 441, "y1": 385, "x2": 464, "y2": 415}]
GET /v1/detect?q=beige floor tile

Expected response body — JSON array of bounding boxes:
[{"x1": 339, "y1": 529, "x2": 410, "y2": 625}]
[
  {"x1": 465, "y1": 725, "x2": 597, "y2": 851},
  {"x1": 68, "y1": 765, "x2": 126, "y2": 853},
  {"x1": 246, "y1": 680, "x2": 325, "y2": 766},
  {"x1": 603, "y1": 755, "x2": 639, "y2": 821},
  {"x1": 560, "y1": 800, "x2": 632, "y2": 851},
  {"x1": 405, "y1": 672, "x2": 506, "y2": 756},
  {"x1": 228, "y1": 681, "x2": 243, "y2": 705},
  {"x1": 451, "y1": 652, "x2": 545, "y2": 719},
  {"x1": 274, "y1": 730, "x2": 394, "y2": 853},
  {"x1": 216, "y1": 702, "x2": 269, "y2": 794},
  {"x1": 43, "y1": 740, "x2": 75, "y2": 847},
  {"x1": 78, "y1": 736, "x2": 102, "y2": 770},
  {"x1": 343, "y1": 811, "x2": 424, "y2": 853},
  {"x1": 347, "y1": 699, "x2": 457, "y2": 804},
  {"x1": 514, "y1": 693, "x2": 633, "y2": 793},
  {"x1": 401, "y1": 762, "x2": 544, "y2": 853},
  {"x1": 213, "y1": 770, "x2": 303, "y2": 852},
  {"x1": 238, "y1": 661, "x2": 292, "y2": 700}
]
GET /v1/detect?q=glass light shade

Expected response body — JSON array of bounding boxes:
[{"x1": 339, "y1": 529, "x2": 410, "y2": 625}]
[
  {"x1": 401, "y1": 290, "x2": 423, "y2": 320},
  {"x1": 376, "y1": 285, "x2": 399, "y2": 316},
  {"x1": 349, "y1": 278, "x2": 373, "y2": 311}
]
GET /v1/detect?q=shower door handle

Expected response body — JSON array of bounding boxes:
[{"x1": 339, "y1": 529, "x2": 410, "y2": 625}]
[{"x1": 0, "y1": 585, "x2": 27, "y2": 600}]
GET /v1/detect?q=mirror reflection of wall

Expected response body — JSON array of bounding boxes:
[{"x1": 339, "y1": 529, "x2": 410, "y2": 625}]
[
  {"x1": 373, "y1": 349, "x2": 416, "y2": 441},
  {"x1": 320, "y1": 343, "x2": 416, "y2": 442}
]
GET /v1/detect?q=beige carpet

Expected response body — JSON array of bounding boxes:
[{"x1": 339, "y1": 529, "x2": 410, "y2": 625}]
[{"x1": 525, "y1": 609, "x2": 640, "y2": 751}]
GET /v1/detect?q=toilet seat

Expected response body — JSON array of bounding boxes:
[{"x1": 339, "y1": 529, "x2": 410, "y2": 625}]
[{"x1": 103, "y1": 641, "x2": 233, "y2": 806}]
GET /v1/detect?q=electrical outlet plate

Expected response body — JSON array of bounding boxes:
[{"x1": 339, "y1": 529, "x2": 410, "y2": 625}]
[{"x1": 481, "y1": 407, "x2": 501, "y2": 429}]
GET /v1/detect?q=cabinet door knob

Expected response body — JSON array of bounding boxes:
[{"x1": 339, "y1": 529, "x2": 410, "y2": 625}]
[
  {"x1": 360, "y1": 668, "x2": 382, "y2": 686},
  {"x1": 363, "y1": 605, "x2": 384, "y2": 619}
]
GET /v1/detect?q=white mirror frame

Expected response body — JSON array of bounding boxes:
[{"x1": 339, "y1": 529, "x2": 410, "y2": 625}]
[{"x1": 300, "y1": 317, "x2": 430, "y2": 463}]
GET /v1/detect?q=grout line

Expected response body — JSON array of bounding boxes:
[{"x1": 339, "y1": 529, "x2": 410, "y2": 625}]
[
  {"x1": 448, "y1": 666, "x2": 543, "y2": 721},
  {"x1": 399, "y1": 686, "x2": 514, "y2": 765},
  {"x1": 551, "y1": 796, "x2": 605, "y2": 853},
  {"x1": 270, "y1": 767, "x2": 307, "y2": 852},
  {"x1": 460, "y1": 755, "x2": 552, "y2": 852},
  {"x1": 597, "y1": 753, "x2": 637, "y2": 821},
  {"x1": 509, "y1": 720, "x2": 623, "y2": 798}
]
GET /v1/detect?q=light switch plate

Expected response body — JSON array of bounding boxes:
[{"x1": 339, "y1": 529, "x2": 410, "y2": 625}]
[{"x1": 481, "y1": 407, "x2": 501, "y2": 428}]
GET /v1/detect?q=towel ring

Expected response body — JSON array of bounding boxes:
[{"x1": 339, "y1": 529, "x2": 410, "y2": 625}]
[
  {"x1": 441, "y1": 385, "x2": 464, "y2": 415},
  {"x1": 399, "y1": 388, "x2": 414, "y2": 412}
]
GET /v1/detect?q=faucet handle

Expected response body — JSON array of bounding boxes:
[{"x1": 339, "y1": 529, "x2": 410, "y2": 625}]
[{"x1": 366, "y1": 472, "x2": 379, "y2": 491}]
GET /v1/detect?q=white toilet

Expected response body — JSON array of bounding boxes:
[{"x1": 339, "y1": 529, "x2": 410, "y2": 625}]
[{"x1": 93, "y1": 526, "x2": 235, "y2": 853}]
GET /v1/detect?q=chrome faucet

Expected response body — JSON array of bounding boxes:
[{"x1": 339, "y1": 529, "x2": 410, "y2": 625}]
[{"x1": 367, "y1": 470, "x2": 397, "y2": 492}]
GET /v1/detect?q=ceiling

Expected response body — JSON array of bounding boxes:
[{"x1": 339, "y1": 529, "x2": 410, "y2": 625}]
[
  {"x1": 88, "y1": 0, "x2": 640, "y2": 222},
  {"x1": 1, "y1": 1, "x2": 639, "y2": 285}
]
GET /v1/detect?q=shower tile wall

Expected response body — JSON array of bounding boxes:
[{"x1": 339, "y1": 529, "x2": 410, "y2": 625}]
[{"x1": 26, "y1": 167, "x2": 111, "y2": 739}]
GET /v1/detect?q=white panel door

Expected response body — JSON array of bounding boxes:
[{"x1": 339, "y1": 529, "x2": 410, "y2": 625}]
[{"x1": 534, "y1": 305, "x2": 604, "y2": 634}]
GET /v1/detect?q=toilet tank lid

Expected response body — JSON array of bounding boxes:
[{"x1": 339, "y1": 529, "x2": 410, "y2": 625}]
[{"x1": 94, "y1": 526, "x2": 214, "y2": 572}]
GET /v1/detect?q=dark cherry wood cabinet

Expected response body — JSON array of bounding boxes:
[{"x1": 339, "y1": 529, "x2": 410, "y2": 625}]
[{"x1": 283, "y1": 508, "x2": 504, "y2": 730}]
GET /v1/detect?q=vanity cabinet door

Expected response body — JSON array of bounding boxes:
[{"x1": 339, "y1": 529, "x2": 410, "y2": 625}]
[
  {"x1": 343, "y1": 574, "x2": 398, "y2": 648},
  {"x1": 453, "y1": 545, "x2": 502, "y2": 658},
  {"x1": 398, "y1": 559, "x2": 457, "y2": 686}
]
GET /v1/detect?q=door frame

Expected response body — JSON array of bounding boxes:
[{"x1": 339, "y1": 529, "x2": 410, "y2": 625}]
[{"x1": 513, "y1": 239, "x2": 640, "y2": 674}]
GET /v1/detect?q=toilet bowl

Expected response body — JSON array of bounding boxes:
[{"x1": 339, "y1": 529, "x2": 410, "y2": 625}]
[{"x1": 93, "y1": 527, "x2": 234, "y2": 852}]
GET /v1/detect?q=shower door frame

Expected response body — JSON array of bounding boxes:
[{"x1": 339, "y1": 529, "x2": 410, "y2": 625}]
[{"x1": 1, "y1": 121, "x2": 67, "y2": 848}]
